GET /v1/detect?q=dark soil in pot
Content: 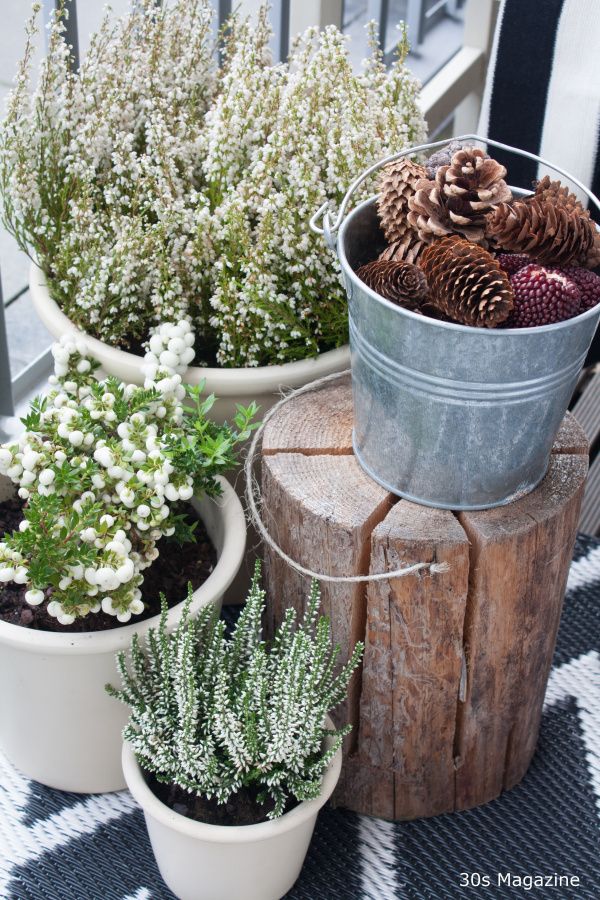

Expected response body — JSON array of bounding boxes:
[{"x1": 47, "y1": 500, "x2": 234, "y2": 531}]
[
  {"x1": 146, "y1": 773, "x2": 299, "y2": 827},
  {"x1": 0, "y1": 497, "x2": 216, "y2": 632}
]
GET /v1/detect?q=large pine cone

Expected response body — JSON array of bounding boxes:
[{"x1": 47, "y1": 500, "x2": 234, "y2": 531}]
[
  {"x1": 377, "y1": 158, "x2": 428, "y2": 243},
  {"x1": 407, "y1": 147, "x2": 512, "y2": 245},
  {"x1": 420, "y1": 235, "x2": 514, "y2": 327},
  {"x1": 533, "y1": 176, "x2": 600, "y2": 267},
  {"x1": 486, "y1": 193, "x2": 598, "y2": 267},
  {"x1": 534, "y1": 176, "x2": 586, "y2": 211},
  {"x1": 589, "y1": 238, "x2": 600, "y2": 269},
  {"x1": 356, "y1": 259, "x2": 428, "y2": 308},
  {"x1": 378, "y1": 232, "x2": 428, "y2": 265},
  {"x1": 441, "y1": 148, "x2": 513, "y2": 225}
]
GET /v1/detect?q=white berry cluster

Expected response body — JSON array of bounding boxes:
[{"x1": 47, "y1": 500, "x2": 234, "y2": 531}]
[
  {"x1": 141, "y1": 320, "x2": 196, "y2": 403},
  {"x1": 0, "y1": 2, "x2": 426, "y2": 366},
  {"x1": 0, "y1": 323, "x2": 250, "y2": 625}
]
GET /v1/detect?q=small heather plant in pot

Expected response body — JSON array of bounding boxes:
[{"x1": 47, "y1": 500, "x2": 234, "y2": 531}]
[
  {"x1": 0, "y1": 0, "x2": 426, "y2": 367},
  {"x1": 110, "y1": 563, "x2": 362, "y2": 820},
  {"x1": 0, "y1": 322, "x2": 257, "y2": 629},
  {"x1": 110, "y1": 564, "x2": 363, "y2": 899}
]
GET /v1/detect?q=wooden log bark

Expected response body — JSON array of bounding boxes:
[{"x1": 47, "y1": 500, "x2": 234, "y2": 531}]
[
  {"x1": 456, "y1": 452, "x2": 588, "y2": 807},
  {"x1": 261, "y1": 377, "x2": 588, "y2": 820},
  {"x1": 358, "y1": 503, "x2": 470, "y2": 818}
]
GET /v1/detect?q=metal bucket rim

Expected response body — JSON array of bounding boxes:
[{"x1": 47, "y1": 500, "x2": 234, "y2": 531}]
[{"x1": 338, "y1": 193, "x2": 600, "y2": 337}]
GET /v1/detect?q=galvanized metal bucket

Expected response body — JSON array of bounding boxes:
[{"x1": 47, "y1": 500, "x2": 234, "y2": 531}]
[{"x1": 311, "y1": 135, "x2": 600, "y2": 510}]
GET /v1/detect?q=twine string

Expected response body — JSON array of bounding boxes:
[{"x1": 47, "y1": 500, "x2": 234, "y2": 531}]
[{"x1": 243, "y1": 369, "x2": 450, "y2": 583}]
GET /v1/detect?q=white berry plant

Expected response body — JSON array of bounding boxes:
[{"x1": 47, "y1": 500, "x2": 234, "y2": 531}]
[
  {"x1": 0, "y1": 321, "x2": 257, "y2": 625},
  {"x1": 107, "y1": 562, "x2": 363, "y2": 818}
]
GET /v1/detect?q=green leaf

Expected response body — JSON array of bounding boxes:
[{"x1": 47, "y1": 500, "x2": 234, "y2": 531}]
[{"x1": 166, "y1": 513, "x2": 198, "y2": 546}]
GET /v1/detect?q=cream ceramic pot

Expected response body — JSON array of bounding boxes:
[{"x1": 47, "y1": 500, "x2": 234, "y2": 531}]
[
  {"x1": 122, "y1": 717, "x2": 341, "y2": 900},
  {"x1": 0, "y1": 476, "x2": 246, "y2": 794},
  {"x1": 29, "y1": 264, "x2": 351, "y2": 424}
]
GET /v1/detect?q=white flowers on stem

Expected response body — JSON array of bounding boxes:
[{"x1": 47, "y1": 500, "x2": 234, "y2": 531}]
[
  {"x1": 0, "y1": 1, "x2": 426, "y2": 366},
  {"x1": 0, "y1": 323, "x2": 255, "y2": 624},
  {"x1": 107, "y1": 564, "x2": 364, "y2": 818}
]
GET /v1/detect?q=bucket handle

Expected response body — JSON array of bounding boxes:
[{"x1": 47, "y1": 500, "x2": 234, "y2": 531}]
[{"x1": 309, "y1": 134, "x2": 600, "y2": 251}]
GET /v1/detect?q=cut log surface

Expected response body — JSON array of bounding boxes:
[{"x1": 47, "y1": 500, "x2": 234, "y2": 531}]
[{"x1": 261, "y1": 376, "x2": 589, "y2": 820}]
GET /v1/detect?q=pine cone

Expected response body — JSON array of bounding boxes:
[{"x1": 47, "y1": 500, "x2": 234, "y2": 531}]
[
  {"x1": 533, "y1": 177, "x2": 600, "y2": 268},
  {"x1": 377, "y1": 158, "x2": 428, "y2": 243},
  {"x1": 534, "y1": 176, "x2": 588, "y2": 212},
  {"x1": 486, "y1": 195, "x2": 597, "y2": 266},
  {"x1": 425, "y1": 140, "x2": 464, "y2": 179},
  {"x1": 420, "y1": 235, "x2": 514, "y2": 327},
  {"x1": 441, "y1": 147, "x2": 513, "y2": 223},
  {"x1": 378, "y1": 232, "x2": 428, "y2": 265},
  {"x1": 356, "y1": 259, "x2": 428, "y2": 308},
  {"x1": 407, "y1": 147, "x2": 512, "y2": 245},
  {"x1": 406, "y1": 177, "x2": 461, "y2": 240},
  {"x1": 588, "y1": 238, "x2": 600, "y2": 269}
]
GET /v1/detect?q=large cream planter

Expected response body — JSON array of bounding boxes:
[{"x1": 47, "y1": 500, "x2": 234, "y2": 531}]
[
  {"x1": 122, "y1": 716, "x2": 341, "y2": 900},
  {"x1": 0, "y1": 475, "x2": 246, "y2": 794},
  {"x1": 29, "y1": 264, "x2": 351, "y2": 424}
]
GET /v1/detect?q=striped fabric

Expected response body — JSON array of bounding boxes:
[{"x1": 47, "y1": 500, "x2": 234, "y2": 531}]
[
  {"x1": 479, "y1": 0, "x2": 600, "y2": 207},
  {"x1": 479, "y1": 0, "x2": 600, "y2": 365}
]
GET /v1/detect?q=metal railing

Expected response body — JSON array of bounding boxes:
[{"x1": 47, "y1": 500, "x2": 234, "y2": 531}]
[{"x1": 358, "y1": 0, "x2": 464, "y2": 55}]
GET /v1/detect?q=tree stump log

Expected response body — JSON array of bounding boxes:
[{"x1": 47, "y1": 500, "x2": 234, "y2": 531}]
[{"x1": 261, "y1": 375, "x2": 588, "y2": 820}]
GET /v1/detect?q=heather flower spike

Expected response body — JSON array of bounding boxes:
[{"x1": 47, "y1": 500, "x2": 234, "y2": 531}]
[{"x1": 107, "y1": 563, "x2": 363, "y2": 819}]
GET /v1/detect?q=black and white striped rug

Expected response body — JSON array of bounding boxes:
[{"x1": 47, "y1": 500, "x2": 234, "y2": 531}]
[{"x1": 1, "y1": 535, "x2": 599, "y2": 899}]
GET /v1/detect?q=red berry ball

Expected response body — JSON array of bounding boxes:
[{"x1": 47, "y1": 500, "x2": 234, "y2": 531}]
[
  {"x1": 508, "y1": 264, "x2": 581, "y2": 327},
  {"x1": 564, "y1": 267, "x2": 600, "y2": 311},
  {"x1": 497, "y1": 253, "x2": 531, "y2": 276}
]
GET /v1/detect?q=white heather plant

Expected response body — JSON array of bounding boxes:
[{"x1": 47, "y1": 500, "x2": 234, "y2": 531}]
[
  {"x1": 203, "y1": 20, "x2": 427, "y2": 365},
  {"x1": 0, "y1": 2, "x2": 426, "y2": 366},
  {"x1": 0, "y1": 323, "x2": 257, "y2": 625},
  {"x1": 107, "y1": 564, "x2": 363, "y2": 819},
  {"x1": 1, "y1": 0, "x2": 215, "y2": 348}
]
